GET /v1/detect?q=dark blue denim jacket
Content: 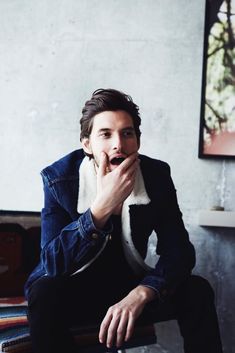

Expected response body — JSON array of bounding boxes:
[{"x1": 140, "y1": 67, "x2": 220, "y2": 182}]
[{"x1": 24, "y1": 149, "x2": 195, "y2": 300}]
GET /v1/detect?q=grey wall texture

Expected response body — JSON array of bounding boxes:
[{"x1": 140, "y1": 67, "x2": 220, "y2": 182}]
[{"x1": 0, "y1": 0, "x2": 234, "y2": 352}]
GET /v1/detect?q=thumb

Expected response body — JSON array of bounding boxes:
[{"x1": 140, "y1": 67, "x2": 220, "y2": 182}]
[{"x1": 97, "y1": 152, "x2": 108, "y2": 177}]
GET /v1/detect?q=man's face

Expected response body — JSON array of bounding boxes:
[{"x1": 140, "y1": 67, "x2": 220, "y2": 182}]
[{"x1": 82, "y1": 110, "x2": 140, "y2": 171}]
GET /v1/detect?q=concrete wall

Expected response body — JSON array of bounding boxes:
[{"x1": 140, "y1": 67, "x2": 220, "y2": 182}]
[{"x1": 0, "y1": 0, "x2": 234, "y2": 352}]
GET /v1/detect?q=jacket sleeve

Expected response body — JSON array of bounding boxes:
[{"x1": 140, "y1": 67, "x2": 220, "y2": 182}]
[
  {"x1": 40, "y1": 177, "x2": 112, "y2": 277},
  {"x1": 140, "y1": 164, "x2": 196, "y2": 301}
]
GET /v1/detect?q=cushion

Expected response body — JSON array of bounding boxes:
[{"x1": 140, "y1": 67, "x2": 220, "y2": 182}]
[{"x1": 0, "y1": 297, "x2": 30, "y2": 353}]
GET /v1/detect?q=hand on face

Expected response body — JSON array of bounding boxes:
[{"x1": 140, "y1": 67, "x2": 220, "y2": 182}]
[{"x1": 90, "y1": 151, "x2": 139, "y2": 228}]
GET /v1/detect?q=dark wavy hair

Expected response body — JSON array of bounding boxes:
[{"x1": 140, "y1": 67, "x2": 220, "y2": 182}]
[{"x1": 80, "y1": 88, "x2": 141, "y2": 143}]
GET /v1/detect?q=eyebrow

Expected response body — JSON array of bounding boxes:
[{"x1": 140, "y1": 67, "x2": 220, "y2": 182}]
[{"x1": 97, "y1": 126, "x2": 135, "y2": 133}]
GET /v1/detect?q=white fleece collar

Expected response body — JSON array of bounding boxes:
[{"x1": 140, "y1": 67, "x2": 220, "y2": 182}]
[{"x1": 77, "y1": 156, "x2": 152, "y2": 275}]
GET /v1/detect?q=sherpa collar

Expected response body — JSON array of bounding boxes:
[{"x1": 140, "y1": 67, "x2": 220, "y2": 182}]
[{"x1": 77, "y1": 156, "x2": 152, "y2": 275}]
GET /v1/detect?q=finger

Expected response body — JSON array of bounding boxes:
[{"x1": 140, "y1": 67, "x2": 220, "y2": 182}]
[
  {"x1": 117, "y1": 159, "x2": 138, "y2": 181},
  {"x1": 120, "y1": 162, "x2": 138, "y2": 189},
  {"x1": 116, "y1": 312, "x2": 128, "y2": 348},
  {"x1": 126, "y1": 159, "x2": 139, "y2": 179},
  {"x1": 118, "y1": 152, "x2": 138, "y2": 172},
  {"x1": 99, "y1": 311, "x2": 113, "y2": 344},
  {"x1": 119, "y1": 163, "x2": 138, "y2": 198},
  {"x1": 106, "y1": 314, "x2": 121, "y2": 348},
  {"x1": 124, "y1": 314, "x2": 135, "y2": 342},
  {"x1": 97, "y1": 151, "x2": 108, "y2": 177}
]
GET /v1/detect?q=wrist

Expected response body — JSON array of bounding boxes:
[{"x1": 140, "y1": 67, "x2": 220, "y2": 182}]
[
  {"x1": 133, "y1": 285, "x2": 157, "y2": 304},
  {"x1": 90, "y1": 201, "x2": 112, "y2": 229}
]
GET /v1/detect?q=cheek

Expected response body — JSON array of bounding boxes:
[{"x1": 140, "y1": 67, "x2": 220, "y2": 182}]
[
  {"x1": 90, "y1": 139, "x2": 102, "y2": 151},
  {"x1": 129, "y1": 140, "x2": 139, "y2": 152},
  {"x1": 90, "y1": 140, "x2": 109, "y2": 158}
]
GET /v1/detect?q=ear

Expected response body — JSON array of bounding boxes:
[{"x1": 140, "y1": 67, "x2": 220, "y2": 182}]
[{"x1": 81, "y1": 138, "x2": 92, "y2": 155}]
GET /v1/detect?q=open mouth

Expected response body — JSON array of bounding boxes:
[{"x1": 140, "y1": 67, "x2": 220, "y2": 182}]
[{"x1": 110, "y1": 157, "x2": 125, "y2": 165}]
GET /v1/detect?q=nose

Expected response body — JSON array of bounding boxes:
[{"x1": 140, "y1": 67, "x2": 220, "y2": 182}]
[{"x1": 112, "y1": 133, "x2": 123, "y2": 151}]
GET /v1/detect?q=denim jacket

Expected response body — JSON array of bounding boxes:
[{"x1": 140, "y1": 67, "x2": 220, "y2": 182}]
[{"x1": 24, "y1": 149, "x2": 195, "y2": 300}]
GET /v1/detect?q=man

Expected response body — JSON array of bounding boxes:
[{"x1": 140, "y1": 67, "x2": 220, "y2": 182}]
[{"x1": 25, "y1": 88, "x2": 223, "y2": 353}]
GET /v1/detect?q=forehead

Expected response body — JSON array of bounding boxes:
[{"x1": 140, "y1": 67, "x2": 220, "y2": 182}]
[{"x1": 91, "y1": 110, "x2": 134, "y2": 132}]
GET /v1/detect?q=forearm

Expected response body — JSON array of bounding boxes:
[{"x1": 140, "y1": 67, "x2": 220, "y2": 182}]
[
  {"x1": 42, "y1": 208, "x2": 112, "y2": 276},
  {"x1": 140, "y1": 241, "x2": 195, "y2": 301}
]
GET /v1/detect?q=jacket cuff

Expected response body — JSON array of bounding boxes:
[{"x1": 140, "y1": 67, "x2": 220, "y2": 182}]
[
  {"x1": 140, "y1": 275, "x2": 169, "y2": 302},
  {"x1": 78, "y1": 208, "x2": 113, "y2": 239}
]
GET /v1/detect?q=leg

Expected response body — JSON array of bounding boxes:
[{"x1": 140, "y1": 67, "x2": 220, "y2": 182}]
[
  {"x1": 140, "y1": 275, "x2": 223, "y2": 353},
  {"x1": 27, "y1": 273, "x2": 122, "y2": 353},
  {"x1": 175, "y1": 275, "x2": 223, "y2": 353},
  {"x1": 27, "y1": 276, "x2": 78, "y2": 353}
]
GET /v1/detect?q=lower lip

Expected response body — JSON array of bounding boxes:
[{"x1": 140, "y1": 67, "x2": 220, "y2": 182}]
[{"x1": 108, "y1": 163, "x2": 120, "y2": 170}]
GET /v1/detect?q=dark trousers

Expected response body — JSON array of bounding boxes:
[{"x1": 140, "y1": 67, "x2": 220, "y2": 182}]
[{"x1": 27, "y1": 273, "x2": 223, "y2": 353}]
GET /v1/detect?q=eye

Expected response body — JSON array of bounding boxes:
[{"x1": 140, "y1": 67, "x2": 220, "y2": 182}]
[
  {"x1": 99, "y1": 131, "x2": 111, "y2": 138},
  {"x1": 123, "y1": 130, "x2": 135, "y2": 137}
]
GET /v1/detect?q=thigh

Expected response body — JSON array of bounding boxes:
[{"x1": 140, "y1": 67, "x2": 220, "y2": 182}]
[
  {"x1": 27, "y1": 274, "x2": 111, "y2": 326},
  {"x1": 65, "y1": 272, "x2": 136, "y2": 326},
  {"x1": 138, "y1": 275, "x2": 213, "y2": 325}
]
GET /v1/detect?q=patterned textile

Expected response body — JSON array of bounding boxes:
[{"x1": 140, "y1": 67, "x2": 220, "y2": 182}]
[
  {"x1": 0, "y1": 297, "x2": 31, "y2": 353},
  {"x1": 0, "y1": 297, "x2": 27, "y2": 307}
]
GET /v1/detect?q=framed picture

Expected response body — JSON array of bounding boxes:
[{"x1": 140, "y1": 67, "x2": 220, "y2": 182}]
[{"x1": 199, "y1": 0, "x2": 235, "y2": 159}]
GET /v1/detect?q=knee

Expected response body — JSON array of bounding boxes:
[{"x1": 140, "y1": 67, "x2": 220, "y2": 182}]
[
  {"x1": 189, "y1": 275, "x2": 215, "y2": 302},
  {"x1": 28, "y1": 276, "x2": 66, "y2": 308}
]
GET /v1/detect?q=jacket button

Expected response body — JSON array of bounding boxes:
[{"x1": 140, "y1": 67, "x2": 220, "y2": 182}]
[{"x1": 91, "y1": 233, "x2": 99, "y2": 240}]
